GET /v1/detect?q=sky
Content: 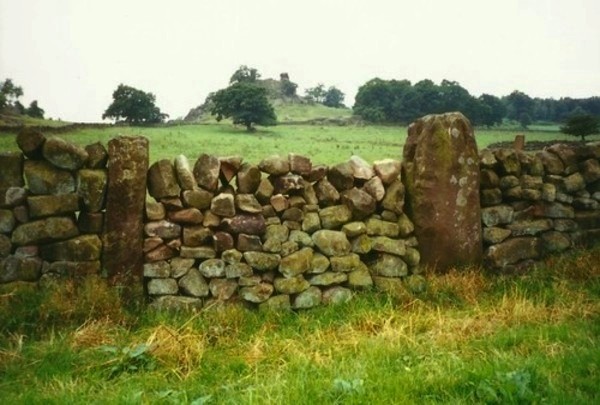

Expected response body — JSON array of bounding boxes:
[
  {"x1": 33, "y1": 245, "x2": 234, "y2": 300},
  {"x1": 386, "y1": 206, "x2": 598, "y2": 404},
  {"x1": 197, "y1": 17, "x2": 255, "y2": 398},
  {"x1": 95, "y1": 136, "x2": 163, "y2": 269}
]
[{"x1": 1, "y1": 0, "x2": 599, "y2": 123}]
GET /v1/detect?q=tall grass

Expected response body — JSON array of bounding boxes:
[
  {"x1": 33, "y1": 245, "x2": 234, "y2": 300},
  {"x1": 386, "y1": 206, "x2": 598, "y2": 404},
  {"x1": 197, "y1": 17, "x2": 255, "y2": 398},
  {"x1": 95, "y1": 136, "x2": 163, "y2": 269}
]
[{"x1": 0, "y1": 246, "x2": 598, "y2": 403}]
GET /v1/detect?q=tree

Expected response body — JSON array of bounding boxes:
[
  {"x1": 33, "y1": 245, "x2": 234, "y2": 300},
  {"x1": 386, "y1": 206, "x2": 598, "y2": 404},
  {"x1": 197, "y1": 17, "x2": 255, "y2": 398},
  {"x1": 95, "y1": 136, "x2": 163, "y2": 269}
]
[
  {"x1": 26, "y1": 100, "x2": 44, "y2": 119},
  {"x1": 210, "y1": 82, "x2": 276, "y2": 131},
  {"x1": 102, "y1": 84, "x2": 168, "y2": 124},
  {"x1": 230, "y1": 65, "x2": 261, "y2": 84},
  {"x1": 505, "y1": 90, "x2": 534, "y2": 122},
  {"x1": 0, "y1": 78, "x2": 24, "y2": 111},
  {"x1": 305, "y1": 84, "x2": 326, "y2": 103},
  {"x1": 560, "y1": 114, "x2": 599, "y2": 142},
  {"x1": 519, "y1": 112, "x2": 532, "y2": 129},
  {"x1": 323, "y1": 86, "x2": 345, "y2": 108},
  {"x1": 478, "y1": 94, "x2": 506, "y2": 127}
]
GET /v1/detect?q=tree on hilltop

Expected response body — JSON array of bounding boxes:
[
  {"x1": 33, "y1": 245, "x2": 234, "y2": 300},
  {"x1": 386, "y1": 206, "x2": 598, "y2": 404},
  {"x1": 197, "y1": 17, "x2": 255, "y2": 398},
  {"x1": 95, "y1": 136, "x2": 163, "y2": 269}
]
[
  {"x1": 102, "y1": 84, "x2": 168, "y2": 124},
  {"x1": 305, "y1": 84, "x2": 326, "y2": 104},
  {"x1": 210, "y1": 82, "x2": 276, "y2": 131},
  {"x1": 230, "y1": 65, "x2": 261, "y2": 84},
  {"x1": 323, "y1": 86, "x2": 345, "y2": 108},
  {"x1": 0, "y1": 78, "x2": 24, "y2": 111},
  {"x1": 26, "y1": 100, "x2": 45, "y2": 119},
  {"x1": 560, "y1": 113, "x2": 599, "y2": 142}
]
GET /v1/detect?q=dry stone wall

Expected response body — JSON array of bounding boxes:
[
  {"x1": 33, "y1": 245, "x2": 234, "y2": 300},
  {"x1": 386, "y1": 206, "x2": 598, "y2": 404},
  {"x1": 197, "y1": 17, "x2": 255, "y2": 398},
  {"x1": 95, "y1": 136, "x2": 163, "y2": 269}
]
[
  {"x1": 480, "y1": 142, "x2": 600, "y2": 270},
  {"x1": 143, "y1": 153, "x2": 420, "y2": 310},
  {"x1": 2, "y1": 126, "x2": 600, "y2": 311},
  {"x1": 0, "y1": 130, "x2": 107, "y2": 284}
]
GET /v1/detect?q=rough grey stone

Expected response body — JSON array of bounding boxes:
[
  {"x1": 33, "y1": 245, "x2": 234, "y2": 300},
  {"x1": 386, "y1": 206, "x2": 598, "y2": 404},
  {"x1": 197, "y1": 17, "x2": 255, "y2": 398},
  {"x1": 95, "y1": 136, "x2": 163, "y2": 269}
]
[
  {"x1": 179, "y1": 268, "x2": 210, "y2": 297},
  {"x1": 279, "y1": 247, "x2": 313, "y2": 277},
  {"x1": 322, "y1": 286, "x2": 353, "y2": 305},
  {"x1": 144, "y1": 261, "x2": 170, "y2": 278},
  {"x1": 369, "y1": 253, "x2": 408, "y2": 277},
  {"x1": 12, "y1": 217, "x2": 78, "y2": 246},
  {"x1": 42, "y1": 136, "x2": 88, "y2": 170},
  {"x1": 24, "y1": 160, "x2": 75, "y2": 195},
  {"x1": 241, "y1": 283, "x2": 274, "y2": 303},
  {"x1": 147, "y1": 278, "x2": 179, "y2": 295},
  {"x1": 365, "y1": 218, "x2": 399, "y2": 237},
  {"x1": 198, "y1": 259, "x2": 226, "y2": 278},
  {"x1": 319, "y1": 204, "x2": 352, "y2": 229},
  {"x1": 148, "y1": 160, "x2": 181, "y2": 199},
  {"x1": 312, "y1": 230, "x2": 351, "y2": 257},
  {"x1": 485, "y1": 237, "x2": 541, "y2": 268},
  {"x1": 209, "y1": 278, "x2": 237, "y2": 300},
  {"x1": 481, "y1": 205, "x2": 514, "y2": 227},
  {"x1": 329, "y1": 253, "x2": 361, "y2": 272},
  {"x1": 274, "y1": 275, "x2": 310, "y2": 294},
  {"x1": 308, "y1": 271, "x2": 347, "y2": 286},
  {"x1": 292, "y1": 286, "x2": 322, "y2": 309},
  {"x1": 149, "y1": 296, "x2": 203, "y2": 311},
  {"x1": 243, "y1": 251, "x2": 281, "y2": 271}
]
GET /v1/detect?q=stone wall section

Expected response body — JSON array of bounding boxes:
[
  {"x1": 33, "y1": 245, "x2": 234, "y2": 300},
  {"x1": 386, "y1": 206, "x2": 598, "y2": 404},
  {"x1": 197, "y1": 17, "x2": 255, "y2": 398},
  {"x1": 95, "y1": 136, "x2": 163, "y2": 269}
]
[
  {"x1": 480, "y1": 142, "x2": 600, "y2": 270},
  {"x1": 143, "y1": 153, "x2": 420, "y2": 310},
  {"x1": 0, "y1": 130, "x2": 107, "y2": 284},
  {"x1": 3, "y1": 127, "x2": 600, "y2": 310}
]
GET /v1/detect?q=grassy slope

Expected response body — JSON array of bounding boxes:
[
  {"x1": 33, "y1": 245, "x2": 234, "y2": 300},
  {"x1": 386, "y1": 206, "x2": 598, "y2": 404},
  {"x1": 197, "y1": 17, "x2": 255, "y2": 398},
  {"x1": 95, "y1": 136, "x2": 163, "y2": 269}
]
[
  {"x1": 0, "y1": 113, "x2": 71, "y2": 128},
  {"x1": 0, "y1": 247, "x2": 598, "y2": 403},
  {"x1": 273, "y1": 102, "x2": 352, "y2": 122},
  {"x1": 2, "y1": 123, "x2": 597, "y2": 166}
]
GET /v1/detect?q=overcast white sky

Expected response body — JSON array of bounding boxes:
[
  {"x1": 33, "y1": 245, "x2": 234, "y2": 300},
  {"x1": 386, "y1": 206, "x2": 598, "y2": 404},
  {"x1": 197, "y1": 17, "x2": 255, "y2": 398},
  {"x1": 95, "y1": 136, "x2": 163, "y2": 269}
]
[{"x1": 1, "y1": 0, "x2": 599, "y2": 122}]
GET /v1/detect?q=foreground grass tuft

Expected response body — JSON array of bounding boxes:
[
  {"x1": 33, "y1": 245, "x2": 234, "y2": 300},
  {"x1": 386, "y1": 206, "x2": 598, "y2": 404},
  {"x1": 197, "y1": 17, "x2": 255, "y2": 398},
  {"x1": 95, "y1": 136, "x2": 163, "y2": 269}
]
[{"x1": 0, "y1": 246, "x2": 599, "y2": 403}]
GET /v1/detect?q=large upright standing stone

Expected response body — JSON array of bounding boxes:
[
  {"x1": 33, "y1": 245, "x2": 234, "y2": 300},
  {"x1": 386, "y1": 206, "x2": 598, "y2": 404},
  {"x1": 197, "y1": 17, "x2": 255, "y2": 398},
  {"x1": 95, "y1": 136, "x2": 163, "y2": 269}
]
[
  {"x1": 103, "y1": 137, "x2": 149, "y2": 286},
  {"x1": 402, "y1": 113, "x2": 482, "y2": 269}
]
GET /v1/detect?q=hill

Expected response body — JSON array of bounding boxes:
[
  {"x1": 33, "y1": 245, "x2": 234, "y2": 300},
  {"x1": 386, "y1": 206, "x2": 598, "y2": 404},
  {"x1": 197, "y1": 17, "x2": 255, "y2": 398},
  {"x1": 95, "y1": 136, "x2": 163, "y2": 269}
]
[{"x1": 183, "y1": 73, "x2": 352, "y2": 124}]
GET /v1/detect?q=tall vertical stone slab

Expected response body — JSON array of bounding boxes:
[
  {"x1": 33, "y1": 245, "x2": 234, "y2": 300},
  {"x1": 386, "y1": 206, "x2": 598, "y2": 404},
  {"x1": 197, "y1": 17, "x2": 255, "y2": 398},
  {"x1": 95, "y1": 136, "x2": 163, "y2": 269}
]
[
  {"x1": 103, "y1": 136, "x2": 149, "y2": 286},
  {"x1": 402, "y1": 112, "x2": 482, "y2": 269}
]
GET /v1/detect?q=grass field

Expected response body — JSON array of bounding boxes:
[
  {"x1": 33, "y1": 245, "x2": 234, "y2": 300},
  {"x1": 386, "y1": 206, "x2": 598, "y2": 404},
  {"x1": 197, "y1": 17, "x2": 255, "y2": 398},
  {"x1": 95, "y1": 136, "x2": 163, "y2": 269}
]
[
  {"x1": 0, "y1": 246, "x2": 598, "y2": 403},
  {"x1": 2, "y1": 122, "x2": 598, "y2": 166}
]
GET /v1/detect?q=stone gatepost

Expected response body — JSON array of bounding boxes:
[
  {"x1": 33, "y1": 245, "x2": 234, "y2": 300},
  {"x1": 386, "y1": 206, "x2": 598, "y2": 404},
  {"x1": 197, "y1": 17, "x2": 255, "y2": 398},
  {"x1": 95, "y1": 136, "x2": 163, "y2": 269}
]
[
  {"x1": 402, "y1": 112, "x2": 482, "y2": 270},
  {"x1": 103, "y1": 136, "x2": 149, "y2": 288}
]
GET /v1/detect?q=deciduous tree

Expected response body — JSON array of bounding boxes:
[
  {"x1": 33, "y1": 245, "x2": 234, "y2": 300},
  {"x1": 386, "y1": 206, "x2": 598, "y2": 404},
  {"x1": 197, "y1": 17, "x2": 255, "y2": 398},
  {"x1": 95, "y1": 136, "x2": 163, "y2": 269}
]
[
  {"x1": 0, "y1": 78, "x2": 24, "y2": 111},
  {"x1": 323, "y1": 86, "x2": 345, "y2": 108},
  {"x1": 305, "y1": 84, "x2": 326, "y2": 104},
  {"x1": 102, "y1": 84, "x2": 168, "y2": 124},
  {"x1": 210, "y1": 82, "x2": 276, "y2": 131},
  {"x1": 26, "y1": 100, "x2": 45, "y2": 119},
  {"x1": 560, "y1": 114, "x2": 599, "y2": 142}
]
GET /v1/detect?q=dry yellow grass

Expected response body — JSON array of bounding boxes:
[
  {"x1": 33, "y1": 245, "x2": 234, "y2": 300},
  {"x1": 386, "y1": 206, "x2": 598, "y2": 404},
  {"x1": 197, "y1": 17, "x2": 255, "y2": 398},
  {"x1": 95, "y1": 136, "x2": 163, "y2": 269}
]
[
  {"x1": 70, "y1": 318, "x2": 120, "y2": 350},
  {"x1": 145, "y1": 324, "x2": 206, "y2": 380},
  {"x1": 225, "y1": 261, "x2": 599, "y2": 374}
]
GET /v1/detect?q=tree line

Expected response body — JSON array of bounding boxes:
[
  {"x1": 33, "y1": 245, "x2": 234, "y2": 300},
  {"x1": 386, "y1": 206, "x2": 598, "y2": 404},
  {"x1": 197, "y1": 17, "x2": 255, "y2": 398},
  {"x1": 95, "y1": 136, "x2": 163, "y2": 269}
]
[
  {"x1": 0, "y1": 78, "x2": 45, "y2": 119},
  {"x1": 4, "y1": 70, "x2": 599, "y2": 138},
  {"x1": 353, "y1": 78, "x2": 600, "y2": 128}
]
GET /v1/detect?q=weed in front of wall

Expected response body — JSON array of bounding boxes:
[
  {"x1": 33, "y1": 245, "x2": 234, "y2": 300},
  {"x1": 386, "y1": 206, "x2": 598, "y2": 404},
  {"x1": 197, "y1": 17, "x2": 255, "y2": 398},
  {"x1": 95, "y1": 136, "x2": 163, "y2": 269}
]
[{"x1": 98, "y1": 343, "x2": 156, "y2": 378}]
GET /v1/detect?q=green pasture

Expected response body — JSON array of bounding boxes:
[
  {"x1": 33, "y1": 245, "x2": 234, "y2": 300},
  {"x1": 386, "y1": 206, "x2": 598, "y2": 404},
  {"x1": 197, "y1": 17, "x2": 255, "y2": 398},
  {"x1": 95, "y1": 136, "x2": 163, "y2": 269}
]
[{"x1": 2, "y1": 123, "x2": 597, "y2": 166}]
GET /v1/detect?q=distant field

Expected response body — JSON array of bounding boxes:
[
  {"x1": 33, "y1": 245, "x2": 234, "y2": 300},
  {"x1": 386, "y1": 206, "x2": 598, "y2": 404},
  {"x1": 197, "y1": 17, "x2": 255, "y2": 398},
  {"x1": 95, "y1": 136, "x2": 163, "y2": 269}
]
[{"x1": 1, "y1": 123, "x2": 598, "y2": 166}]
